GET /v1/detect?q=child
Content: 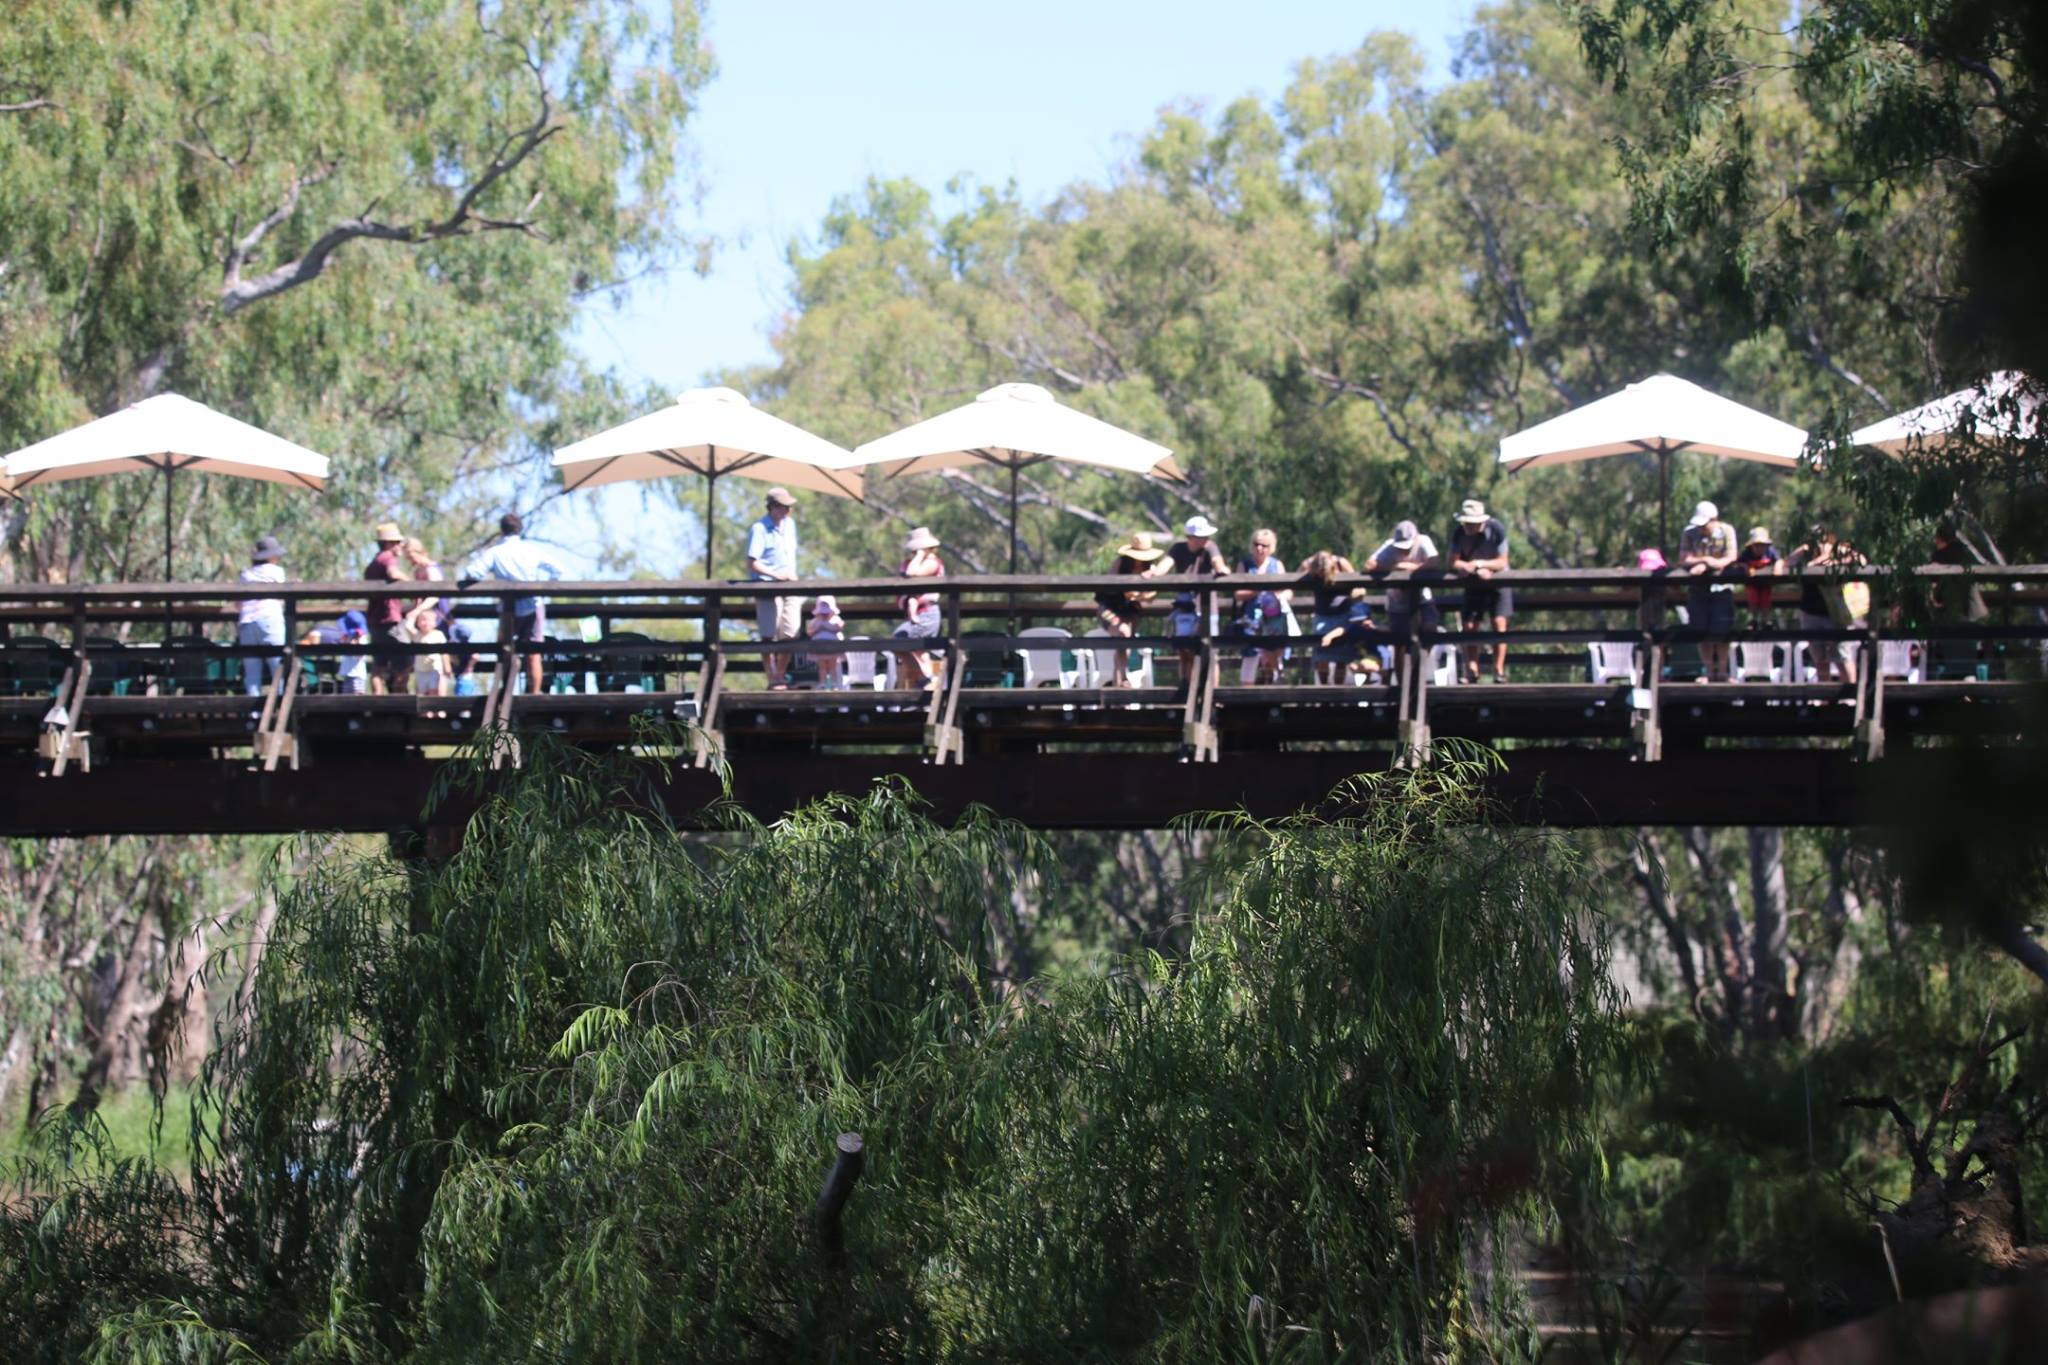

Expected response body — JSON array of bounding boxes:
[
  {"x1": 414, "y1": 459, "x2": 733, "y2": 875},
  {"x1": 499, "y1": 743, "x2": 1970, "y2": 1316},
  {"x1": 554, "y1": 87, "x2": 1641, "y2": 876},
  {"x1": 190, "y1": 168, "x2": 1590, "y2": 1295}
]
[
  {"x1": 807, "y1": 594, "x2": 845, "y2": 689},
  {"x1": 1318, "y1": 593, "x2": 1386, "y2": 682},
  {"x1": 1737, "y1": 527, "x2": 1781, "y2": 627}
]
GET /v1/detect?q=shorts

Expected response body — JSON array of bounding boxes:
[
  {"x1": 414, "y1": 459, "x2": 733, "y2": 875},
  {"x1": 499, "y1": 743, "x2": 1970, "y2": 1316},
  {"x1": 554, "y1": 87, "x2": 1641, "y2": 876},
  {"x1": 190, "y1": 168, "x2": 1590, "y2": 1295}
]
[
  {"x1": 511, "y1": 606, "x2": 546, "y2": 643},
  {"x1": 1743, "y1": 584, "x2": 1775, "y2": 614},
  {"x1": 1096, "y1": 605, "x2": 1134, "y2": 632},
  {"x1": 371, "y1": 624, "x2": 409, "y2": 667},
  {"x1": 1687, "y1": 585, "x2": 1735, "y2": 634},
  {"x1": 1800, "y1": 610, "x2": 1852, "y2": 663},
  {"x1": 892, "y1": 604, "x2": 941, "y2": 641},
  {"x1": 754, "y1": 593, "x2": 801, "y2": 642},
  {"x1": 1385, "y1": 602, "x2": 1441, "y2": 640},
  {"x1": 1459, "y1": 585, "x2": 1513, "y2": 624}
]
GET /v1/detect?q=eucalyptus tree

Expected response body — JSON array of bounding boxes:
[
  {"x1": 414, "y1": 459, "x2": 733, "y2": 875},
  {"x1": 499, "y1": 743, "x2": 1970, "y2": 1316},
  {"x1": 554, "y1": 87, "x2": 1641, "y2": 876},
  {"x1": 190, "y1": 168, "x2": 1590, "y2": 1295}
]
[
  {"x1": 1571, "y1": 0, "x2": 2047, "y2": 561},
  {"x1": 0, "y1": 0, "x2": 711, "y2": 1125},
  {"x1": 0, "y1": 0, "x2": 710, "y2": 581}
]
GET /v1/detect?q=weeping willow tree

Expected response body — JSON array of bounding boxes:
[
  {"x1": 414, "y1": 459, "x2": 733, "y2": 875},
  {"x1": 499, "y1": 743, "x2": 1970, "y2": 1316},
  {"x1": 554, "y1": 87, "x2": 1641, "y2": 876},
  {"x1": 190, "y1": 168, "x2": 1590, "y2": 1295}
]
[{"x1": 0, "y1": 739, "x2": 1622, "y2": 1363}]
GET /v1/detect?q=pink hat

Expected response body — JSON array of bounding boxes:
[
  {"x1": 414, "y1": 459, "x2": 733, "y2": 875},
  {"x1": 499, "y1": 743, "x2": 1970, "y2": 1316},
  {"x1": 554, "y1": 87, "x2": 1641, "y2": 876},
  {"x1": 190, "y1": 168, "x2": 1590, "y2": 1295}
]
[
  {"x1": 1636, "y1": 548, "x2": 1668, "y2": 571},
  {"x1": 811, "y1": 594, "x2": 839, "y2": 616}
]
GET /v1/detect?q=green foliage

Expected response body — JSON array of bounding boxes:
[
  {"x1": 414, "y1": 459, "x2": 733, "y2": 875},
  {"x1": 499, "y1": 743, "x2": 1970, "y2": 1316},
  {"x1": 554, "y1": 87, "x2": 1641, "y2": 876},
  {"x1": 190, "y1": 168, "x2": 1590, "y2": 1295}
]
[
  {"x1": 1571, "y1": 0, "x2": 2048, "y2": 561},
  {"x1": 0, "y1": 0, "x2": 711, "y2": 580},
  {"x1": 0, "y1": 739, "x2": 1622, "y2": 1361},
  {"x1": 743, "y1": 0, "x2": 1975, "y2": 582}
]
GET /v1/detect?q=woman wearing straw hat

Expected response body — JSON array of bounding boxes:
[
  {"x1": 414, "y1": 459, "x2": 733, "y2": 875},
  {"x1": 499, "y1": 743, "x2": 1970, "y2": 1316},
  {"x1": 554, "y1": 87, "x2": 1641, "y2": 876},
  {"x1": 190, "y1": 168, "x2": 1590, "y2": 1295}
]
[
  {"x1": 891, "y1": 527, "x2": 946, "y2": 689},
  {"x1": 1094, "y1": 532, "x2": 1166, "y2": 686}
]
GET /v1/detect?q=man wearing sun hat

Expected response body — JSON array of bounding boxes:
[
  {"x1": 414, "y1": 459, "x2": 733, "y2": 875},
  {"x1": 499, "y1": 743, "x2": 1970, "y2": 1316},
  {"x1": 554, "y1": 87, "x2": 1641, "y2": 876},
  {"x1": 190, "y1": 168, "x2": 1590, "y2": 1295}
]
[
  {"x1": 237, "y1": 534, "x2": 289, "y2": 696},
  {"x1": 364, "y1": 520, "x2": 413, "y2": 694},
  {"x1": 1367, "y1": 517, "x2": 1441, "y2": 677},
  {"x1": 1162, "y1": 516, "x2": 1229, "y2": 683},
  {"x1": 745, "y1": 486, "x2": 802, "y2": 688},
  {"x1": 1678, "y1": 499, "x2": 1739, "y2": 681},
  {"x1": 1448, "y1": 498, "x2": 1512, "y2": 683}
]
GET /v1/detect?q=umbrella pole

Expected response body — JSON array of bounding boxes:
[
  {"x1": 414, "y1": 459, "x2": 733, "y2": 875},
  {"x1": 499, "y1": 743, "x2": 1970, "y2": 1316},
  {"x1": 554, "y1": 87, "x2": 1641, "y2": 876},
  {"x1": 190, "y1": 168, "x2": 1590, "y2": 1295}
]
[
  {"x1": 1658, "y1": 445, "x2": 1670, "y2": 555},
  {"x1": 704, "y1": 471, "x2": 717, "y2": 580},
  {"x1": 1007, "y1": 463, "x2": 1022, "y2": 637},
  {"x1": 1007, "y1": 463, "x2": 1020, "y2": 575},
  {"x1": 163, "y1": 463, "x2": 174, "y2": 582}
]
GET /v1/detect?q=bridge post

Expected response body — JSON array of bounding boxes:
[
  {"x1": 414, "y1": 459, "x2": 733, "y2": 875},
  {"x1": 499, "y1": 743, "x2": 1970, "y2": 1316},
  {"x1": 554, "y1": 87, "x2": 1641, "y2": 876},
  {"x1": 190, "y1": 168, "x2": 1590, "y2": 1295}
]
[
  {"x1": 1395, "y1": 623, "x2": 1432, "y2": 769},
  {"x1": 1632, "y1": 640, "x2": 1663, "y2": 762},
  {"x1": 1855, "y1": 634, "x2": 1886, "y2": 761}
]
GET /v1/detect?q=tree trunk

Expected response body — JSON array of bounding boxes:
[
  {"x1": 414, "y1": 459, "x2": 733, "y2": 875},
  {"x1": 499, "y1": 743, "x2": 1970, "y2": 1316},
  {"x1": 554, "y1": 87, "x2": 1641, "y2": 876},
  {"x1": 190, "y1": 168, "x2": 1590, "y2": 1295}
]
[
  {"x1": 146, "y1": 918, "x2": 210, "y2": 1089},
  {"x1": 1747, "y1": 827, "x2": 1795, "y2": 1039},
  {"x1": 75, "y1": 910, "x2": 160, "y2": 1109},
  {"x1": 1803, "y1": 847, "x2": 1867, "y2": 1044}
]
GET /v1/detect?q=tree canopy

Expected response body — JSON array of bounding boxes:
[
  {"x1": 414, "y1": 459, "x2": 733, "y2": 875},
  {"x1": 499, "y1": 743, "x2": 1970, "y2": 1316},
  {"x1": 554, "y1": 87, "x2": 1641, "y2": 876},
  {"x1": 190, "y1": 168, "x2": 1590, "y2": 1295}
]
[{"x1": 0, "y1": 0, "x2": 711, "y2": 581}]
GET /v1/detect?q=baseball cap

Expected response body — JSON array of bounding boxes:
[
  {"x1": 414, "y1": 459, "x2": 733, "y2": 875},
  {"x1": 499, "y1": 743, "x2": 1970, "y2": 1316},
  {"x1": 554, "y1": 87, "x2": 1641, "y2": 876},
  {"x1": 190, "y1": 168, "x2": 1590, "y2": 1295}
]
[
  {"x1": 764, "y1": 487, "x2": 796, "y2": 508},
  {"x1": 1184, "y1": 515, "x2": 1217, "y2": 538},
  {"x1": 1389, "y1": 519, "x2": 1419, "y2": 549},
  {"x1": 1687, "y1": 501, "x2": 1718, "y2": 528}
]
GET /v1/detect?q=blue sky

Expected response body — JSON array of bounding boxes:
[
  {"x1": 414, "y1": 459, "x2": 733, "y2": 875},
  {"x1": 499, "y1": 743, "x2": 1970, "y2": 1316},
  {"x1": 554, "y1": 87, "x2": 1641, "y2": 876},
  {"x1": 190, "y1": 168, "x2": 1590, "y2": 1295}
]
[{"x1": 552, "y1": 0, "x2": 1474, "y2": 568}]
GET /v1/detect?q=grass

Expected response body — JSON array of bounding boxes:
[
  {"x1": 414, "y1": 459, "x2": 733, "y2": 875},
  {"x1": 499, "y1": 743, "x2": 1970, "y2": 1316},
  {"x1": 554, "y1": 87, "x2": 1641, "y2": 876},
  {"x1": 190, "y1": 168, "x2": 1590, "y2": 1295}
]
[{"x1": 2, "y1": 1084, "x2": 200, "y2": 1179}]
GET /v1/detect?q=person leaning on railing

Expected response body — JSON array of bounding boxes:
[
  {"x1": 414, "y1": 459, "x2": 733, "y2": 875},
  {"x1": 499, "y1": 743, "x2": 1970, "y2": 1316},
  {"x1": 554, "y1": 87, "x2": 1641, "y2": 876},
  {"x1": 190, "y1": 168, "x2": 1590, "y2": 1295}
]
[{"x1": 1094, "y1": 532, "x2": 1166, "y2": 687}]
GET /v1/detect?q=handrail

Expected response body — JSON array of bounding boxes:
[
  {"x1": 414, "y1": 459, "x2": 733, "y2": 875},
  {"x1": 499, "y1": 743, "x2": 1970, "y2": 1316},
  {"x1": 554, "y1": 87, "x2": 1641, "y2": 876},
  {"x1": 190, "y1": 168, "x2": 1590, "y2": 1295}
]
[{"x1": 0, "y1": 562, "x2": 2041, "y2": 605}]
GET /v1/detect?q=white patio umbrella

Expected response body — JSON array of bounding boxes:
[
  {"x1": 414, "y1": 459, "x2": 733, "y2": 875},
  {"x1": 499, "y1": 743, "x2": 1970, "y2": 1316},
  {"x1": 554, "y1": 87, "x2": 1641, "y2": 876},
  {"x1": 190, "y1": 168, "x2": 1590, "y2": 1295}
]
[
  {"x1": 1850, "y1": 371, "x2": 2042, "y2": 456},
  {"x1": 1497, "y1": 374, "x2": 1807, "y2": 550},
  {"x1": 847, "y1": 382, "x2": 1184, "y2": 572},
  {"x1": 2, "y1": 391, "x2": 331, "y2": 579},
  {"x1": 552, "y1": 386, "x2": 863, "y2": 577}
]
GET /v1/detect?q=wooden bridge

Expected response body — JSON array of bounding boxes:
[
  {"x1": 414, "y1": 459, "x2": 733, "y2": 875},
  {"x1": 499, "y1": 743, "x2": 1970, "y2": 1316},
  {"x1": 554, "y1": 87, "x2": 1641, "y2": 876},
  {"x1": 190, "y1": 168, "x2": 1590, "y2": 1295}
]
[{"x1": 0, "y1": 566, "x2": 2038, "y2": 835}]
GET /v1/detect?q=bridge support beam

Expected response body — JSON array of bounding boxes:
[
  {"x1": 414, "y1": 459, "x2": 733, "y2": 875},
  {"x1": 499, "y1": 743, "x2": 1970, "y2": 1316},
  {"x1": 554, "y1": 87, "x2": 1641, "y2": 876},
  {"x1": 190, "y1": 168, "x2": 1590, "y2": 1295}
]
[{"x1": 0, "y1": 746, "x2": 1926, "y2": 835}]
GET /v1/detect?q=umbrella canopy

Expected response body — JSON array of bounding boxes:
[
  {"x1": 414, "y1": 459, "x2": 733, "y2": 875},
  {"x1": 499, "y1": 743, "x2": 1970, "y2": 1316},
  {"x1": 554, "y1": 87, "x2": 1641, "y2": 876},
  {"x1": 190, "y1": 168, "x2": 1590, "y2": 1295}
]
[
  {"x1": 552, "y1": 386, "x2": 862, "y2": 576},
  {"x1": 1497, "y1": 374, "x2": 1807, "y2": 549},
  {"x1": 1850, "y1": 371, "x2": 2042, "y2": 455},
  {"x1": 847, "y1": 382, "x2": 1183, "y2": 571},
  {"x1": 2, "y1": 392, "x2": 331, "y2": 578}
]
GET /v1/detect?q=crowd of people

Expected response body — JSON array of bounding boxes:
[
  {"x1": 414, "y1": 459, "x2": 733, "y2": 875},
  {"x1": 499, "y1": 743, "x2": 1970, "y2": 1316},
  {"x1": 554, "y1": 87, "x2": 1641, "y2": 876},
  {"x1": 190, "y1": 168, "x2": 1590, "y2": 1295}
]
[
  {"x1": 234, "y1": 512, "x2": 566, "y2": 697},
  {"x1": 231, "y1": 486, "x2": 1990, "y2": 697}
]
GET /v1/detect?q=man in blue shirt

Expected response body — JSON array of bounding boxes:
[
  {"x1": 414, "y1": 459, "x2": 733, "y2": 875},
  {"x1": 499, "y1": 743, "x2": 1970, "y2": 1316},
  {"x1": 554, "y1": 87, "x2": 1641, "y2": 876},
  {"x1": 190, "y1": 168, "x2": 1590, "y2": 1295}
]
[
  {"x1": 745, "y1": 487, "x2": 800, "y2": 688},
  {"x1": 460, "y1": 512, "x2": 569, "y2": 695}
]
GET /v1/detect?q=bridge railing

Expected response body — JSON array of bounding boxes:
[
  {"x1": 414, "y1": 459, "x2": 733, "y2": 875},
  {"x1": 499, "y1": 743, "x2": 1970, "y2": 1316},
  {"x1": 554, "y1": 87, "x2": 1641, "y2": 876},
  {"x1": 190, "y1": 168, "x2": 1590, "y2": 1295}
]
[{"x1": 1, "y1": 564, "x2": 2043, "y2": 680}]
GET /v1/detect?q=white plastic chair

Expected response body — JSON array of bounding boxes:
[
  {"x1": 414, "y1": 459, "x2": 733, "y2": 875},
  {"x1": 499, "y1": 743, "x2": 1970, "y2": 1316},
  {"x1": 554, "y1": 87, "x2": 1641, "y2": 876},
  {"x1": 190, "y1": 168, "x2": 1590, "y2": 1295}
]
[
  {"x1": 1587, "y1": 642, "x2": 1639, "y2": 685},
  {"x1": 1429, "y1": 644, "x2": 1458, "y2": 687},
  {"x1": 843, "y1": 637, "x2": 880, "y2": 689},
  {"x1": 1016, "y1": 627, "x2": 1080, "y2": 688},
  {"x1": 1877, "y1": 639, "x2": 1921, "y2": 682},
  {"x1": 1732, "y1": 640, "x2": 1779, "y2": 682},
  {"x1": 1081, "y1": 627, "x2": 1153, "y2": 687}
]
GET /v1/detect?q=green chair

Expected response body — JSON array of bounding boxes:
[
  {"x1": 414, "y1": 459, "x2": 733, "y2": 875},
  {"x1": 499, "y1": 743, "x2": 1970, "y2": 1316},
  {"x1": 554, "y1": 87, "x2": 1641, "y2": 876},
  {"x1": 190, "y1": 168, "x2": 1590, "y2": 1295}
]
[{"x1": 959, "y1": 631, "x2": 1017, "y2": 688}]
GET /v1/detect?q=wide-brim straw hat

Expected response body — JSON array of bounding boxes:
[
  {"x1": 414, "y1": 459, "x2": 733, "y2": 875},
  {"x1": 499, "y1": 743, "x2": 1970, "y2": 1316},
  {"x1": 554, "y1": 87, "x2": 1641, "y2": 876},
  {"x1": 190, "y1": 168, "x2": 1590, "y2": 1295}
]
[
  {"x1": 1116, "y1": 531, "x2": 1165, "y2": 562},
  {"x1": 373, "y1": 520, "x2": 403, "y2": 542},
  {"x1": 903, "y1": 526, "x2": 940, "y2": 551}
]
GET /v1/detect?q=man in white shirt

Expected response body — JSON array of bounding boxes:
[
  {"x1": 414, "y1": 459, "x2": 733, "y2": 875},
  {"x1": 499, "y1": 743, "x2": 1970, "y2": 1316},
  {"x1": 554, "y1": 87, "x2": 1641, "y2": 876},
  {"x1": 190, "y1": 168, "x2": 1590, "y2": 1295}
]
[
  {"x1": 461, "y1": 512, "x2": 570, "y2": 695},
  {"x1": 237, "y1": 535, "x2": 289, "y2": 696},
  {"x1": 745, "y1": 487, "x2": 801, "y2": 689}
]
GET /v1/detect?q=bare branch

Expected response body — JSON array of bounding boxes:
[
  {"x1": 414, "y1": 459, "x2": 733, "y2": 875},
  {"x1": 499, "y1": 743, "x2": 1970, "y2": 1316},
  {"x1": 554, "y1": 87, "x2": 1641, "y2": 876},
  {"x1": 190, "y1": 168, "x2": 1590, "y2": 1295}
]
[
  {"x1": 218, "y1": 46, "x2": 560, "y2": 317},
  {"x1": 0, "y1": 98, "x2": 59, "y2": 115},
  {"x1": 1842, "y1": 1095, "x2": 1936, "y2": 1180},
  {"x1": 224, "y1": 162, "x2": 339, "y2": 290}
]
